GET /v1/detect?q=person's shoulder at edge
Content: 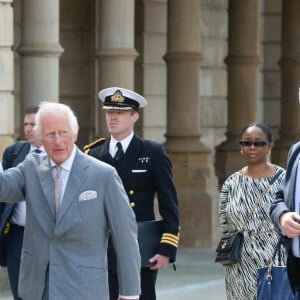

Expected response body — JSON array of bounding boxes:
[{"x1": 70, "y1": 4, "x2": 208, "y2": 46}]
[
  {"x1": 137, "y1": 136, "x2": 167, "y2": 156},
  {"x1": 83, "y1": 137, "x2": 107, "y2": 154},
  {"x1": 3, "y1": 140, "x2": 27, "y2": 154},
  {"x1": 225, "y1": 170, "x2": 242, "y2": 182},
  {"x1": 81, "y1": 147, "x2": 116, "y2": 170},
  {"x1": 286, "y1": 141, "x2": 300, "y2": 159},
  {"x1": 273, "y1": 164, "x2": 286, "y2": 173}
]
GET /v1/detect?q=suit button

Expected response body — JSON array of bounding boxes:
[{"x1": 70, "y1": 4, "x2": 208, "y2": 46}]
[
  {"x1": 129, "y1": 190, "x2": 134, "y2": 195},
  {"x1": 130, "y1": 202, "x2": 135, "y2": 208}
]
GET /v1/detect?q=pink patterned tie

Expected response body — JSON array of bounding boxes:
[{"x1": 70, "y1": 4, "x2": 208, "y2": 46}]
[{"x1": 54, "y1": 166, "x2": 62, "y2": 217}]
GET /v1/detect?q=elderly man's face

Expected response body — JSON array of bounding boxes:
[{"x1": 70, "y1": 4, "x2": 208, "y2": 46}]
[{"x1": 40, "y1": 110, "x2": 78, "y2": 165}]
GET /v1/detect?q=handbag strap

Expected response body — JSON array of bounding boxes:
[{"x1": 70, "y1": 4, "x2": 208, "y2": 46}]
[
  {"x1": 240, "y1": 169, "x2": 283, "y2": 232},
  {"x1": 271, "y1": 235, "x2": 284, "y2": 264}
]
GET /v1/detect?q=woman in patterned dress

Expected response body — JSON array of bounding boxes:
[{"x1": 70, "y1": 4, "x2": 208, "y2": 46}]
[{"x1": 219, "y1": 122, "x2": 286, "y2": 299}]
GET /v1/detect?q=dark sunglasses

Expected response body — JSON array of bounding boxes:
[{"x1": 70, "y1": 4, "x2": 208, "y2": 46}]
[{"x1": 239, "y1": 140, "x2": 269, "y2": 147}]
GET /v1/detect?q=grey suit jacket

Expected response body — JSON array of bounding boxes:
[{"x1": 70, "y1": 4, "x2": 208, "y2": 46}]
[
  {"x1": 0, "y1": 147, "x2": 141, "y2": 300},
  {"x1": 270, "y1": 141, "x2": 300, "y2": 235}
]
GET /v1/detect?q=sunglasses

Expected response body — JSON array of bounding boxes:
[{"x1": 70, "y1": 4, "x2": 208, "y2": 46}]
[{"x1": 239, "y1": 140, "x2": 269, "y2": 147}]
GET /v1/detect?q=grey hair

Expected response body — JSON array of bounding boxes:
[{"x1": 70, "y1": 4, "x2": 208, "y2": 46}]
[{"x1": 35, "y1": 101, "x2": 79, "y2": 136}]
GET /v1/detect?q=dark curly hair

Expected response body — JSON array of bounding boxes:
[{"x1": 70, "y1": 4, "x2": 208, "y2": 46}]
[{"x1": 241, "y1": 122, "x2": 272, "y2": 143}]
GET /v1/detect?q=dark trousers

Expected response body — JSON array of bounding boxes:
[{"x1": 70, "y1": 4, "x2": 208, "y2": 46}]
[
  {"x1": 287, "y1": 251, "x2": 300, "y2": 300},
  {"x1": 6, "y1": 224, "x2": 24, "y2": 300},
  {"x1": 109, "y1": 267, "x2": 158, "y2": 300}
]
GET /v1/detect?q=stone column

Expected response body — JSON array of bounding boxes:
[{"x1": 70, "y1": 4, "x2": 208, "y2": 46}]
[
  {"x1": 215, "y1": 0, "x2": 261, "y2": 185},
  {"x1": 0, "y1": 0, "x2": 14, "y2": 154},
  {"x1": 95, "y1": 0, "x2": 138, "y2": 137},
  {"x1": 0, "y1": 0, "x2": 14, "y2": 292},
  {"x1": 164, "y1": 0, "x2": 218, "y2": 247},
  {"x1": 272, "y1": 0, "x2": 300, "y2": 166},
  {"x1": 17, "y1": 0, "x2": 63, "y2": 113}
]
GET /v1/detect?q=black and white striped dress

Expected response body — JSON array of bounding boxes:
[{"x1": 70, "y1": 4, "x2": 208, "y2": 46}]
[{"x1": 219, "y1": 165, "x2": 286, "y2": 300}]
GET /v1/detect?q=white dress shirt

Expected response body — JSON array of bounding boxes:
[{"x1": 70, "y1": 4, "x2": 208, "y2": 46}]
[{"x1": 109, "y1": 132, "x2": 133, "y2": 158}]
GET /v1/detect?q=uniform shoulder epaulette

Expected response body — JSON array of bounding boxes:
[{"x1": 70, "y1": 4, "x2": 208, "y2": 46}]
[{"x1": 83, "y1": 137, "x2": 107, "y2": 154}]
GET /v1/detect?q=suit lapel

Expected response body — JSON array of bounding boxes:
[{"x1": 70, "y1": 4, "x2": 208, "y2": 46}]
[
  {"x1": 290, "y1": 148, "x2": 300, "y2": 211},
  {"x1": 116, "y1": 135, "x2": 142, "y2": 179},
  {"x1": 38, "y1": 155, "x2": 56, "y2": 218},
  {"x1": 94, "y1": 138, "x2": 114, "y2": 164}
]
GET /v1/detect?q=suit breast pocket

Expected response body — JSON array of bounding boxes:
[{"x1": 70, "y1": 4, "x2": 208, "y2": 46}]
[{"x1": 128, "y1": 168, "x2": 153, "y2": 191}]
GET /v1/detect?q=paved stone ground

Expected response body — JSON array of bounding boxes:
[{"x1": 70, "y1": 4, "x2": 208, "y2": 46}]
[
  {"x1": 156, "y1": 247, "x2": 226, "y2": 300},
  {"x1": 0, "y1": 247, "x2": 226, "y2": 300}
]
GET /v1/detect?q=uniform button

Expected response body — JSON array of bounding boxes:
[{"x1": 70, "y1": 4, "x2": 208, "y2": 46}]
[
  {"x1": 130, "y1": 202, "x2": 135, "y2": 208},
  {"x1": 129, "y1": 190, "x2": 134, "y2": 195}
]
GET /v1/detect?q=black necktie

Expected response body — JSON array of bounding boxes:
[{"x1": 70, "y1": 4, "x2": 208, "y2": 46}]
[
  {"x1": 34, "y1": 148, "x2": 41, "y2": 154},
  {"x1": 114, "y1": 142, "x2": 124, "y2": 161}
]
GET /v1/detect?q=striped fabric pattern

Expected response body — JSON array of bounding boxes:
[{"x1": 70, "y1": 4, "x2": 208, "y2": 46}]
[{"x1": 219, "y1": 165, "x2": 286, "y2": 300}]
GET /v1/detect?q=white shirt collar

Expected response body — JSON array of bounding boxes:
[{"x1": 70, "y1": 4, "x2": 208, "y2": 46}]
[
  {"x1": 30, "y1": 145, "x2": 45, "y2": 153},
  {"x1": 50, "y1": 145, "x2": 77, "y2": 172},
  {"x1": 110, "y1": 132, "x2": 134, "y2": 155}
]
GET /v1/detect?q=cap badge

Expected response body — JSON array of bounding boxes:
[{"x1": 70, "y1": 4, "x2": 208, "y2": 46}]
[{"x1": 111, "y1": 90, "x2": 125, "y2": 103}]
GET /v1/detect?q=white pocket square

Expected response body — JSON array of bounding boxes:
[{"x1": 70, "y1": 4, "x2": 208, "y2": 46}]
[
  {"x1": 79, "y1": 190, "x2": 97, "y2": 201},
  {"x1": 132, "y1": 169, "x2": 147, "y2": 173}
]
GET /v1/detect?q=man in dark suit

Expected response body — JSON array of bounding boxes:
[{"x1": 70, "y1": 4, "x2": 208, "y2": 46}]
[
  {"x1": 270, "y1": 141, "x2": 300, "y2": 297},
  {"x1": 84, "y1": 87, "x2": 180, "y2": 300},
  {"x1": 0, "y1": 102, "x2": 141, "y2": 300},
  {"x1": 1, "y1": 105, "x2": 43, "y2": 300}
]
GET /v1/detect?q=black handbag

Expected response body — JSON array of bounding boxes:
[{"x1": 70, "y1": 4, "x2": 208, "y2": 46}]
[
  {"x1": 215, "y1": 169, "x2": 283, "y2": 266},
  {"x1": 215, "y1": 231, "x2": 244, "y2": 265},
  {"x1": 257, "y1": 236, "x2": 295, "y2": 300}
]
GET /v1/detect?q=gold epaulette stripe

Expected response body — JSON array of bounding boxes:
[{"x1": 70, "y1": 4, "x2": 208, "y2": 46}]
[
  {"x1": 83, "y1": 138, "x2": 107, "y2": 154},
  {"x1": 162, "y1": 233, "x2": 180, "y2": 241},
  {"x1": 160, "y1": 233, "x2": 180, "y2": 248},
  {"x1": 160, "y1": 239, "x2": 178, "y2": 248},
  {"x1": 161, "y1": 237, "x2": 179, "y2": 245}
]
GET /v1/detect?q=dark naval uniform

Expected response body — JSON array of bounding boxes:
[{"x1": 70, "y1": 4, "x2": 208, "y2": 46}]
[{"x1": 84, "y1": 134, "x2": 180, "y2": 300}]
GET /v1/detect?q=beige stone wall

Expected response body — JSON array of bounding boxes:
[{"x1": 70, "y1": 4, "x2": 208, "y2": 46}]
[
  {"x1": 200, "y1": 0, "x2": 228, "y2": 149},
  {"x1": 59, "y1": 0, "x2": 95, "y2": 149},
  {"x1": 262, "y1": 0, "x2": 282, "y2": 141},
  {"x1": 140, "y1": 0, "x2": 168, "y2": 143},
  {"x1": 0, "y1": 0, "x2": 15, "y2": 157}
]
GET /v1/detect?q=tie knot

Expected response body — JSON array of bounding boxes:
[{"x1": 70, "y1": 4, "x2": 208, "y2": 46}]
[
  {"x1": 116, "y1": 142, "x2": 122, "y2": 151},
  {"x1": 55, "y1": 166, "x2": 62, "y2": 177},
  {"x1": 34, "y1": 148, "x2": 41, "y2": 154}
]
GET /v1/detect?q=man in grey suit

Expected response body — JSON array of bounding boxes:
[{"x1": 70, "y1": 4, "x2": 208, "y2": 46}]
[{"x1": 0, "y1": 102, "x2": 141, "y2": 300}]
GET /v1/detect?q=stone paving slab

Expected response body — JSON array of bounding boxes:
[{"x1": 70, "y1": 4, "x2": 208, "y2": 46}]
[{"x1": 156, "y1": 247, "x2": 226, "y2": 300}]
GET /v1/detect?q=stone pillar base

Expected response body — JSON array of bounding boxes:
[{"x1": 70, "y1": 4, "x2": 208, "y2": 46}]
[{"x1": 166, "y1": 147, "x2": 219, "y2": 248}]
